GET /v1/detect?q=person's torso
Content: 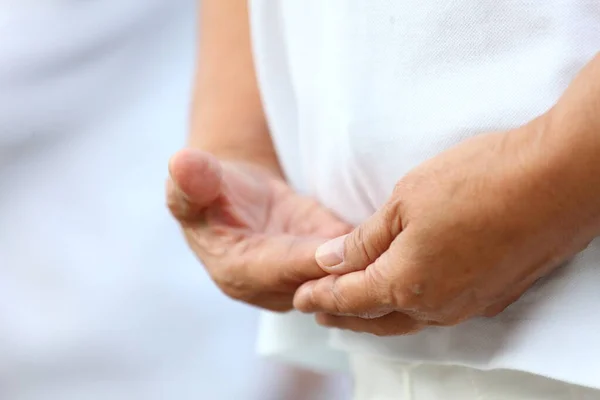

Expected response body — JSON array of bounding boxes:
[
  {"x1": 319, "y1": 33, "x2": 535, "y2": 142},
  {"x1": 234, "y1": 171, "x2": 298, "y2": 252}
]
[{"x1": 251, "y1": 0, "x2": 600, "y2": 389}]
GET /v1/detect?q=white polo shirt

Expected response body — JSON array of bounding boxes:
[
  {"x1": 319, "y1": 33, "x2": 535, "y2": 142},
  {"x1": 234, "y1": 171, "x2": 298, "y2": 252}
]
[{"x1": 252, "y1": 0, "x2": 600, "y2": 390}]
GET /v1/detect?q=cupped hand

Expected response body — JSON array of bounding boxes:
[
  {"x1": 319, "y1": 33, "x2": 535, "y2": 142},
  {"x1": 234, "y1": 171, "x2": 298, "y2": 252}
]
[
  {"x1": 167, "y1": 149, "x2": 351, "y2": 312},
  {"x1": 294, "y1": 120, "x2": 595, "y2": 335}
]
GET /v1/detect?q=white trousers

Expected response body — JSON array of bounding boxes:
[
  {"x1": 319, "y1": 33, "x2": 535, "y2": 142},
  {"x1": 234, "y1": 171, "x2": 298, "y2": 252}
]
[{"x1": 350, "y1": 354, "x2": 600, "y2": 400}]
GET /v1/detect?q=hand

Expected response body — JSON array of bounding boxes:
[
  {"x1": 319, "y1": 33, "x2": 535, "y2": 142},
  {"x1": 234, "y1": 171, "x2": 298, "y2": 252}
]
[
  {"x1": 294, "y1": 119, "x2": 595, "y2": 335},
  {"x1": 167, "y1": 149, "x2": 351, "y2": 312}
]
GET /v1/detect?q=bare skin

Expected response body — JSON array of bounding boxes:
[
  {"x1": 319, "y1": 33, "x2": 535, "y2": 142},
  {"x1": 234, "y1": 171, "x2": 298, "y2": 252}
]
[{"x1": 167, "y1": 150, "x2": 349, "y2": 311}]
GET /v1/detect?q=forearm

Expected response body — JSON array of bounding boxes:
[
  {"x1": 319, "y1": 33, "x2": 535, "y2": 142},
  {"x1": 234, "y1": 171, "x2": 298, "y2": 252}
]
[
  {"x1": 532, "y1": 53, "x2": 600, "y2": 236},
  {"x1": 190, "y1": 0, "x2": 282, "y2": 177}
]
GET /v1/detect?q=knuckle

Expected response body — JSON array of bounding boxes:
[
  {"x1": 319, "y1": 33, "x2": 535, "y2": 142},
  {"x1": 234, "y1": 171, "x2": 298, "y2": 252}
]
[
  {"x1": 313, "y1": 277, "x2": 343, "y2": 313},
  {"x1": 352, "y1": 223, "x2": 391, "y2": 264},
  {"x1": 349, "y1": 226, "x2": 377, "y2": 264},
  {"x1": 330, "y1": 283, "x2": 352, "y2": 315},
  {"x1": 382, "y1": 197, "x2": 405, "y2": 238}
]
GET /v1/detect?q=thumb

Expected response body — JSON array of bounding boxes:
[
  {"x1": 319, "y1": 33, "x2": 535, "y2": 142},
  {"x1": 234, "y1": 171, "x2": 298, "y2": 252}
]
[
  {"x1": 315, "y1": 202, "x2": 402, "y2": 274},
  {"x1": 167, "y1": 148, "x2": 223, "y2": 222}
]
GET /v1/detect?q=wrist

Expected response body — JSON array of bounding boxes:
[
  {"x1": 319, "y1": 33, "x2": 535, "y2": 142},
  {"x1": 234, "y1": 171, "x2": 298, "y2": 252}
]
[
  {"x1": 544, "y1": 54, "x2": 600, "y2": 235},
  {"x1": 522, "y1": 107, "x2": 600, "y2": 240}
]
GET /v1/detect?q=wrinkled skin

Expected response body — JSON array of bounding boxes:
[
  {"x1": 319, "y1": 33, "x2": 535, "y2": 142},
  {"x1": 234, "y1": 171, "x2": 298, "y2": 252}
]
[{"x1": 167, "y1": 149, "x2": 351, "y2": 311}]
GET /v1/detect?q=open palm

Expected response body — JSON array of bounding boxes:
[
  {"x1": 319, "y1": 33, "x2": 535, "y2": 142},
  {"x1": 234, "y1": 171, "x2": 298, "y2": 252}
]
[{"x1": 167, "y1": 149, "x2": 350, "y2": 311}]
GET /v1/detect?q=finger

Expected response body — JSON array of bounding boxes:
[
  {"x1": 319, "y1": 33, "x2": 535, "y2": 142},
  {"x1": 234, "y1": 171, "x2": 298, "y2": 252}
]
[
  {"x1": 254, "y1": 235, "x2": 335, "y2": 286},
  {"x1": 293, "y1": 268, "x2": 392, "y2": 318},
  {"x1": 315, "y1": 312, "x2": 423, "y2": 336},
  {"x1": 217, "y1": 234, "x2": 333, "y2": 292},
  {"x1": 189, "y1": 231, "x2": 332, "y2": 306},
  {"x1": 167, "y1": 148, "x2": 223, "y2": 221},
  {"x1": 314, "y1": 200, "x2": 402, "y2": 274},
  {"x1": 242, "y1": 292, "x2": 296, "y2": 313}
]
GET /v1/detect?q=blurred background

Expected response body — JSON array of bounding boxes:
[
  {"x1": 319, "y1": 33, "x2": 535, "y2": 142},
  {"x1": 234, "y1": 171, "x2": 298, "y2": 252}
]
[{"x1": 0, "y1": 0, "x2": 349, "y2": 399}]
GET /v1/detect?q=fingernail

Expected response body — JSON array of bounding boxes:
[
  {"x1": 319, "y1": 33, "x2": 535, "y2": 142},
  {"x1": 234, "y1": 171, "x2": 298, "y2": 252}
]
[
  {"x1": 294, "y1": 285, "x2": 314, "y2": 312},
  {"x1": 315, "y1": 235, "x2": 346, "y2": 269}
]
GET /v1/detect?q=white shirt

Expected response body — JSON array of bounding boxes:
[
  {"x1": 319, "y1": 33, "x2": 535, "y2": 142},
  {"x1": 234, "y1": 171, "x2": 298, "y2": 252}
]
[{"x1": 252, "y1": 0, "x2": 600, "y2": 389}]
